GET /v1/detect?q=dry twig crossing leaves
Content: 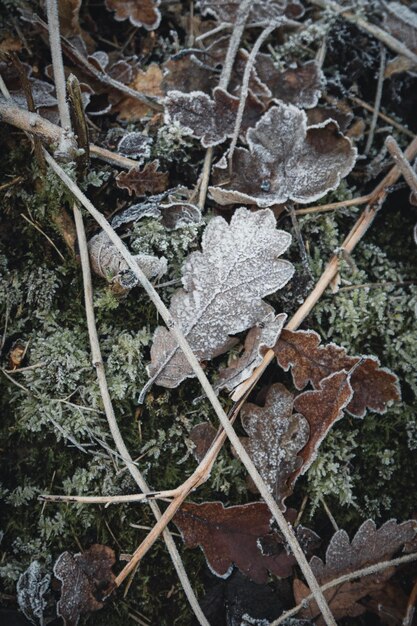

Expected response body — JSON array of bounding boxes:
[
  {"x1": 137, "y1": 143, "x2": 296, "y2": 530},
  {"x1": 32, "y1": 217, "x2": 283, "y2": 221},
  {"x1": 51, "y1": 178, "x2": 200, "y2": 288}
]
[{"x1": 105, "y1": 0, "x2": 161, "y2": 30}]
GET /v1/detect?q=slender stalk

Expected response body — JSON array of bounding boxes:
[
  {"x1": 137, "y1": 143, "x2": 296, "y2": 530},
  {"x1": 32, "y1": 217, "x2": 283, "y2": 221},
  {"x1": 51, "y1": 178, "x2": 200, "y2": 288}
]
[
  {"x1": 294, "y1": 194, "x2": 371, "y2": 215},
  {"x1": 348, "y1": 95, "x2": 415, "y2": 139},
  {"x1": 45, "y1": 0, "x2": 72, "y2": 130},
  {"x1": 44, "y1": 149, "x2": 337, "y2": 626},
  {"x1": 40, "y1": 490, "x2": 178, "y2": 505},
  {"x1": 385, "y1": 135, "x2": 417, "y2": 198},
  {"x1": 364, "y1": 44, "x2": 386, "y2": 155}
]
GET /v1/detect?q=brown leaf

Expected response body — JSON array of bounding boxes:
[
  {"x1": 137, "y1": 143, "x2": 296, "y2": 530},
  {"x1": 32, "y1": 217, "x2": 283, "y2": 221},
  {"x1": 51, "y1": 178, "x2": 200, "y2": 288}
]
[
  {"x1": 240, "y1": 383, "x2": 309, "y2": 508},
  {"x1": 165, "y1": 87, "x2": 264, "y2": 148},
  {"x1": 173, "y1": 501, "x2": 298, "y2": 583},
  {"x1": 198, "y1": 0, "x2": 304, "y2": 23},
  {"x1": 274, "y1": 329, "x2": 401, "y2": 418},
  {"x1": 209, "y1": 103, "x2": 357, "y2": 207},
  {"x1": 58, "y1": 0, "x2": 81, "y2": 37},
  {"x1": 306, "y1": 105, "x2": 353, "y2": 133},
  {"x1": 292, "y1": 371, "x2": 353, "y2": 477},
  {"x1": 162, "y1": 53, "x2": 217, "y2": 95},
  {"x1": 216, "y1": 313, "x2": 287, "y2": 393},
  {"x1": 383, "y1": 2, "x2": 417, "y2": 54},
  {"x1": 8, "y1": 340, "x2": 26, "y2": 370},
  {"x1": 255, "y1": 56, "x2": 324, "y2": 109},
  {"x1": 105, "y1": 0, "x2": 161, "y2": 30},
  {"x1": 53, "y1": 544, "x2": 116, "y2": 626},
  {"x1": 189, "y1": 422, "x2": 217, "y2": 462},
  {"x1": 294, "y1": 519, "x2": 417, "y2": 624},
  {"x1": 116, "y1": 160, "x2": 169, "y2": 197},
  {"x1": 116, "y1": 64, "x2": 163, "y2": 120}
]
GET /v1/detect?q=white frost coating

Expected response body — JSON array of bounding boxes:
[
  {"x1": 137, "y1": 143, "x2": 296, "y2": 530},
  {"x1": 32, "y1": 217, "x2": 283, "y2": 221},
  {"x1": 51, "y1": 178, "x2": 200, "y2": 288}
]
[
  {"x1": 147, "y1": 207, "x2": 294, "y2": 389},
  {"x1": 209, "y1": 102, "x2": 357, "y2": 207},
  {"x1": 17, "y1": 561, "x2": 50, "y2": 626},
  {"x1": 241, "y1": 384, "x2": 309, "y2": 508},
  {"x1": 117, "y1": 132, "x2": 153, "y2": 161}
]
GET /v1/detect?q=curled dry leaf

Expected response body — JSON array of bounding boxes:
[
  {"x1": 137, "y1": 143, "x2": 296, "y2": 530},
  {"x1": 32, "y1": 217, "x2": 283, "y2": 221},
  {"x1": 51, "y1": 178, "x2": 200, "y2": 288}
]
[
  {"x1": 116, "y1": 160, "x2": 169, "y2": 197},
  {"x1": 17, "y1": 561, "x2": 50, "y2": 626},
  {"x1": 306, "y1": 105, "x2": 353, "y2": 133},
  {"x1": 117, "y1": 132, "x2": 153, "y2": 161},
  {"x1": 294, "y1": 519, "x2": 417, "y2": 624},
  {"x1": 216, "y1": 313, "x2": 287, "y2": 393},
  {"x1": 147, "y1": 207, "x2": 294, "y2": 389},
  {"x1": 240, "y1": 383, "x2": 309, "y2": 508},
  {"x1": 274, "y1": 329, "x2": 401, "y2": 417},
  {"x1": 209, "y1": 103, "x2": 357, "y2": 207},
  {"x1": 88, "y1": 230, "x2": 167, "y2": 289},
  {"x1": 173, "y1": 501, "x2": 299, "y2": 583},
  {"x1": 189, "y1": 422, "x2": 217, "y2": 462},
  {"x1": 105, "y1": 0, "x2": 161, "y2": 30},
  {"x1": 165, "y1": 87, "x2": 264, "y2": 148},
  {"x1": 197, "y1": 0, "x2": 304, "y2": 23},
  {"x1": 255, "y1": 56, "x2": 324, "y2": 109},
  {"x1": 54, "y1": 544, "x2": 116, "y2": 626}
]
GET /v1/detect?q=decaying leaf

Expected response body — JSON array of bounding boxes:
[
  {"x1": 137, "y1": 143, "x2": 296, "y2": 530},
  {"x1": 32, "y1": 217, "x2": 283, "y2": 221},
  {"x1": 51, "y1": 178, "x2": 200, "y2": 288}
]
[
  {"x1": 111, "y1": 197, "x2": 202, "y2": 230},
  {"x1": 255, "y1": 56, "x2": 324, "y2": 109},
  {"x1": 383, "y1": 2, "x2": 417, "y2": 54},
  {"x1": 115, "y1": 63, "x2": 163, "y2": 120},
  {"x1": 173, "y1": 501, "x2": 299, "y2": 583},
  {"x1": 216, "y1": 313, "x2": 287, "y2": 393},
  {"x1": 17, "y1": 561, "x2": 50, "y2": 626},
  {"x1": 58, "y1": 0, "x2": 81, "y2": 37},
  {"x1": 88, "y1": 230, "x2": 167, "y2": 289},
  {"x1": 165, "y1": 87, "x2": 264, "y2": 148},
  {"x1": 209, "y1": 103, "x2": 357, "y2": 207},
  {"x1": 197, "y1": 0, "x2": 304, "y2": 23},
  {"x1": 117, "y1": 132, "x2": 153, "y2": 161},
  {"x1": 8, "y1": 340, "x2": 26, "y2": 370},
  {"x1": 306, "y1": 105, "x2": 353, "y2": 133},
  {"x1": 162, "y1": 53, "x2": 218, "y2": 95},
  {"x1": 294, "y1": 519, "x2": 417, "y2": 623},
  {"x1": 116, "y1": 160, "x2": 169, "y2": 197},
  {"x1": 147, "y1": 208, "x2": 294, "y2": 389},
  {"x1": 54, "y1": 544, "x2": 116, "y2": 626},
  {"x1": 274, "y1": 329, "x2": 401, "y2": 417},
  {"x1": 240, "y1": 383, "x2": 309, "y2": 508},
  {"x1": 189, "y1": 422, "x2": 217, "y2": 462},
  {"x1": 105, "y1": 0, "x2": 161, "y2": 30}
]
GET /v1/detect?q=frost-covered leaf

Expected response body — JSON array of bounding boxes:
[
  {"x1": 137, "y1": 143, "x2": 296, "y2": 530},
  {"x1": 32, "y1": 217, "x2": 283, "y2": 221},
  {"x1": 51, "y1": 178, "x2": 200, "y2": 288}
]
[
  {"x1": 274, "y1": 329, "x2": 401, "y2": 417},
  {"x1": 240, "y1": 383, "x2": 309, "y2": 508},
  {"x1": 173, "y1": 502, "x2": 299, "y2": 583},
  {"x1": 111, "y1": 197, "x2": 202, "y2": 230},
  {"x1": 217, "y1": 313, "x2": 287, "y2": 393},
  {"x1": 294, "y1": 519, "x2": 417, "y2": 623},
  {"x1": 306, "y1": 105, "x2": 353, "y2": 133},
  {"x1": 17, "y1": 561, "x2": 50, "y2": 626},
  {"x1": 197, "y1": 0, "x2": 304, "y2": 23},
  {"x1": 255, "y1": 56, "x2": 324, "y2": 109},
  {"x1": 116, "y1": 160, "x2": 169, "y2": 196},
  {"x1": 117, "y1": 132, "x2": 153, "y2": 161},
  {"x1": 165, "y1": 87, "x2": 264, "y2": 148},
  {"x1": 147, "y1": 207, "x2": 294, "y2": 389},
  {"x1": 105, "y1": 0, "x2": 161, "y2": 30},
  {"x1": 58, "y1": 0, "x2": 81, "y2": 37},
  {"x1": 88, "y1": 230, "x2": 167, "y2": 289},
  {"x1": 383, "y1": 2, "x2": 417, "y2": 54},
  {"x1": 209, "y1": 103, "x2": 357, "y2": 207},
  {"x1": 54, "y1": 544, "x2": 116, "y2": 626},
  {"x1": 189, "y1": 422, "x2": 217, "y2": 462}
]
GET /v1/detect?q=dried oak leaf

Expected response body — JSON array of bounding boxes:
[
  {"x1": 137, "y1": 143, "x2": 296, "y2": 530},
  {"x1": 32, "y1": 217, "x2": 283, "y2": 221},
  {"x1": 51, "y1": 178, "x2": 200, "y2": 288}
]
[
  {"x1": 115, "y1": 63, "x2": 163, "y2": 120},
  {"x1": 240, "y1": 383, "x2": 309, "y2": 508},
  {"x1": 17, "y1": 561, "x2": 50, "y2": 626},
  {"x1": 294, "y1": 519, "x2": 417, "y2": 624},
  {"x1": 147, "y1": 207, "x2": 294, "y2": 389},
  {"x1": 54, "y1": 544, "x2": 116, "y2": 626},
  {"x1": 165, "y1": 87, "x2": 264, "y2": 148},
  {"x1": 189, "y1": 422, "x2": 217, "y2": 462},
  {"x1": 216, "y1": 313, "x2": 287, "y2": 393},
  {"x1": 105, "y1": 0, "x2": 161, "y2": 30},
  {"x1": 198, "y1": 0, "x2": 304, "y2": 23},
  {"x1": 209, "y1": 103, "x2": 357, "y2": 207},
  {"x1": 173, "y1": 501, "x2": 298, "y2": 583},
  {"x1": 274, "y1": 329, "x2": 401, "y2": 418},
  {"x1": 255, "y1": 56, "x2": 324, "y2": 109},
  {"x1": 116, "y1": 160, "x2": 169, "y2": 197}
]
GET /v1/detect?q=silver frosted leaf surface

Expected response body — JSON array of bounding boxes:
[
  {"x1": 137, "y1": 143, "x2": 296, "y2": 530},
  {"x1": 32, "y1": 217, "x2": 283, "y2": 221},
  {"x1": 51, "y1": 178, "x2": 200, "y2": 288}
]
[
  {"x1": 241, "y1": 383, "x2": 309, "y2": 508},
  {"x1": 209, "y1": 103, "x2": 357, "y2": 207},
  {"x1": 148, "y1": 207, "x2": 294, "y2": 388},
  {"x1": 117, "y1": 132, "x2": 153, "y2": 161},
  {"x1": 17, "y1": 561, "x2": 50, "y2": 626}
]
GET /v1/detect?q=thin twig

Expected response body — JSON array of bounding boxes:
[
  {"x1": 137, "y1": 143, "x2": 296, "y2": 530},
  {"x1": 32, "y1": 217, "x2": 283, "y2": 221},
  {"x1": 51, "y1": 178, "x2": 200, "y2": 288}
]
[
  {"x1": 20, "y1": 213, "x2": 66, "y2": 262},
  {"x1": 294, "y1": 194, "x2": 372, "y2": 215},
  {"x1": 348, "y1": 95, "x2": 415, "y2": 139},
  {"x1": 40, "y1": 489, "x2": 178, "y2": 505},
  {"x1": 385, "y1": 135, "x2": 417, "y2": 199},
  {"x1": 45, "y1": 0, "x2": 71, "y2": 129},
  {"x1": 364, "y1": 44, "x2": 386, "y2": 155},
  {"x1": 320, "y1": 497, "x2": 339, "y2": 532},
  {"x1": 271, "y1": 552, "x2": 417, "y2": 625},
  {"x1": 43, "y1": 150, "x2": 337, "y2": 626}
]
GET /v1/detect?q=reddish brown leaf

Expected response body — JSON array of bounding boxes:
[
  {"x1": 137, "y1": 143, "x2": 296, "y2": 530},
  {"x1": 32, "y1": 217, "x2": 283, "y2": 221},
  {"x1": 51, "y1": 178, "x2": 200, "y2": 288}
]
[
  {"x1": 105, "y1": 0, "x2": 161, "y2": 30},
  {"x1": 293, "y1": 371, "x2": 353, "y2": 477},
  {"x1": 116, "y1": 160, "x2": 169, "y2": 197},
  {"x1": 173, "y1": 501, "x2": 299, "y2": 583},
  {"x1": 294, "y1": 519, "x2": 417, "y2": 624},
  {"x1": 162, "y1": 53, "x2": 217, "y2": 95},
  {"x1": 189, "y1": 422, "x2": 217, "y2": 463},
  {"x1": 240, "y1": 383, "x2": 309, "y2": 508},
  {"x1": 274, "y1": 329, "x2": 401, "y2": 417},
  {"x1": 53, "y1": 544, "x2": 116, "y2": 626}
]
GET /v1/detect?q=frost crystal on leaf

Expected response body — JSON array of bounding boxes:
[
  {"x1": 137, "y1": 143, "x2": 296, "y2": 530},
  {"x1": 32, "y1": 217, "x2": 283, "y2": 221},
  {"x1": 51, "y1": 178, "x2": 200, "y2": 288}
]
[
  {"x1": 17, "y1": 561, "x2": 50, "y2": 626},
  {"x1": 209, "y1": 103, "x2": 357, "y2": 207},
  {"x1": 147, "y1": 207, "x2": 294, "y2": 389},
  {"x1": 240, "y1": 383, "x2": 309, "y2": 508},
  {"x1": 117, "y1": 132, "x2": 153, "y2": 161},
  {"x1": 105, "y1": 0, "x2": 161, "y2": 30},
  {"x1": 197, "y1": 0, "x2": 304, "y2": 23}
]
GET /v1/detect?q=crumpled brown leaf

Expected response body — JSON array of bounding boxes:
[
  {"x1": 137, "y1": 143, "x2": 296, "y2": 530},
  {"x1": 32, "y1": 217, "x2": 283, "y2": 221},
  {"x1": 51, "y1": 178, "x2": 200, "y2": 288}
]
[
  {"x1": 209, "y1": 103, "x2": 357, "y2": 207},
  {"x1": 173, "y1": 501, "x2": 301, "y2": 583},
  {"x1": 189, "y1": 422, "x2": 217, "y2": 462},
  {"x1": 274, "y1": 329, "x2": 401, "y2": 417},
  {"x1": 197, "y1": 0, "x2": 304, "y2": 23},
  {"x1": 53, "y1": 544, "x2": 116, "y2": 626},
  {"x1": 116, "y1": 160, "x2": 169, "y2": 197},
  {"x1": 165, "y1": 87, "x2": 264, "y2": 147},
  {"x1": 216, "y1": 313, "x2": 287, "y2": 393},
  {"x1": 146, "y1": 207, "x2": 294, "y2": 390},
  {"x1": 105, "y1": 0, "x2": 161, "y2": 30},
  {"x1": 115, "y1": 63, "x2": 163, "y2": 120},
  {"x1": 240, "y1": 383, "x2": 309, "y2": 508},
  {"x1": 294, "y1": 519, "x2": 417, "y2": 624}
]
